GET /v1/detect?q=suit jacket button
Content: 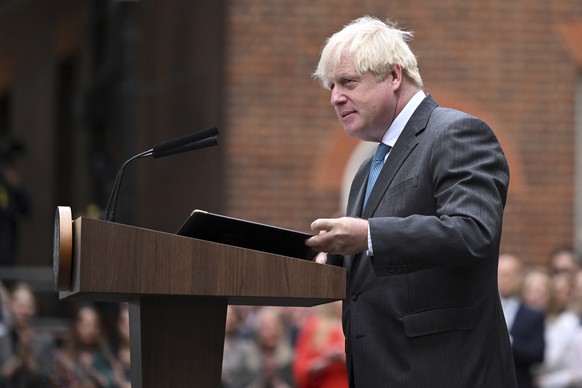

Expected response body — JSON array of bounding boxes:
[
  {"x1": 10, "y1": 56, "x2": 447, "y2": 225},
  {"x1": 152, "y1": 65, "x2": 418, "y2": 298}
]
[{"x1": 351, "y1": 291, "x2": 359, "y2": 301}]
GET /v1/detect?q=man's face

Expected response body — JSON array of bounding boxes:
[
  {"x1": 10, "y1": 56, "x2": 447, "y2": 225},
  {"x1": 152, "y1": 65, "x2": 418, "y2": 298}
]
[
  {"x1": 498, "y1": 256, "x2": 521, "y2": 298},
  {"x1": 328, "y1": 56, "x2": 396, "y2": 142}
]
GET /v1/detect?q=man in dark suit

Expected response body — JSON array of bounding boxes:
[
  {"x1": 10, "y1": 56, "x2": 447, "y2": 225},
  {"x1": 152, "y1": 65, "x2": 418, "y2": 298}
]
[
  {"x1": 306, "y1": 16, "x2": 517, "y2": 387},
  {"x1": 498, "y1": 253, "x2": 545, "y2": 388}
]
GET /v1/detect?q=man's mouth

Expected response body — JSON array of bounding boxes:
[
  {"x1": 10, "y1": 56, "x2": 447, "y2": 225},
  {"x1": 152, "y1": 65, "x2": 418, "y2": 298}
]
[{"x1": 340, "y1": 110, "x2": 355, "y2": 119}]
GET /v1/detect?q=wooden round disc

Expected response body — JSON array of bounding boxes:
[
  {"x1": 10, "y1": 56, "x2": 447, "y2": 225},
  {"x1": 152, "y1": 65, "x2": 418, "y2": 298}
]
[{"x1": 53, "y1": 206, "x2": 73, "y2": 291}]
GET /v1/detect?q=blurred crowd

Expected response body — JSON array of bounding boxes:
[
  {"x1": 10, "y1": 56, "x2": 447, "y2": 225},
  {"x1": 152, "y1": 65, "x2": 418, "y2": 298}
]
[
  {"x1": 222, "y1": 302, "x2": 346, "y2": 388},
  {"x1": 0, "y1": 279, "x2": 347, "y2": 388},
  {"x1": 499, "y1": 248, "x2": 582, "y2": 388},
  {"x1": 0, "y1": 284, "x2": 131, "y2": 388},
  {"x1": 1, "y1": 248, "x2": 582, "y2": 387}
]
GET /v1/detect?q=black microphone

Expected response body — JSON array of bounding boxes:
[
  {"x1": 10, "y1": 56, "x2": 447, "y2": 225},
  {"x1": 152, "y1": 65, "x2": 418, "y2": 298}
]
[
  {"x1": 153, "y1": 135, "x2": 218, "y2": 159},
  {"x1": 101, "y1": 127, "x2": 219, "y2": 222},
  {"x1": 152, "y1": 126, "x2": 218, "y2": 158}
]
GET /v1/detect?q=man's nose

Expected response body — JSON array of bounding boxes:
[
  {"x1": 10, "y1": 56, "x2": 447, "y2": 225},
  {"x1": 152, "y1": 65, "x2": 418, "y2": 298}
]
[{"x1": 330, "y1": 87, "x2": 346, "y2": 106}]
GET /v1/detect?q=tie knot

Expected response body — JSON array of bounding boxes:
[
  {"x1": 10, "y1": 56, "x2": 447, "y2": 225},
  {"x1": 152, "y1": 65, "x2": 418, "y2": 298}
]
[{"x1": 374, "y1": 143, "x2": 391, "y2": 162}]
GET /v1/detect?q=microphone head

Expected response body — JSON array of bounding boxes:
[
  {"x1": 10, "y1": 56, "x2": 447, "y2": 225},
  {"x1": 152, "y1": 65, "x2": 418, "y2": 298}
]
[
  {"x1": 152, "y1": 127, "x2": 218, "y2": 158},
  {"x1": 152, "y1": 136, "x2": 218, "y2": 159}
]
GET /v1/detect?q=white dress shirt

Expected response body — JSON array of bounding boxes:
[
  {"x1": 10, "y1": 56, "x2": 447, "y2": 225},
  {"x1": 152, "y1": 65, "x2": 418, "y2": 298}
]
[{"x1": 367, "y1": 90, "x2": 427, "y2": 255}]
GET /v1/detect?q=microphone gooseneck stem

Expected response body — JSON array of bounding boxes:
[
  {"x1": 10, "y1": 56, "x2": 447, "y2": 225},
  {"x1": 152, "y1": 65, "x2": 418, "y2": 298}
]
[{"x1": 102, "y1": 149, "x2": 152, "y2": 222}]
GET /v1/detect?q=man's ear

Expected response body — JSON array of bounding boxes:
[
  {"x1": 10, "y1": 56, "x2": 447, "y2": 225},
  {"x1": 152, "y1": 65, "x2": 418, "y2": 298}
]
[
  {"x1": 390, "y1": 65, "x2": 402, "y2": 83},
  {"x1": 390, "y1": 64, "x2": 403, "y2": 90}
]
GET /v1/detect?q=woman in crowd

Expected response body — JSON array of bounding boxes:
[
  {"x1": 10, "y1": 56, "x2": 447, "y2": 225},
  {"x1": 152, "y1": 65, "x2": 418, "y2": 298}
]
[
  {"x1": 248, "y1": 307, "x2": 295, "y2": 388},
  {"x1": 52, "y1": 304, "x2": 125, "y2": 388},
  {"x1": 533, "y1": 274, "x2": 582, "y2": 387},
  {"x1": 221, "y1": 305, "x2": 261, "y2": 388},
  {"x1": 110, "y1": 303, "x2": 130, "y2": 388},
  {"x1": 293, "y1": 301, "x2": 348, "y2": 388},
  {"x1": 0, "y1": 282, "x2": 55, "y2": 388}
]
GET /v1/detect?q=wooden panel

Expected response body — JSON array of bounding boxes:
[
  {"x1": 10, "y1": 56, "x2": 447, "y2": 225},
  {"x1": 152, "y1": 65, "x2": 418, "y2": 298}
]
[{"x1": 129, "y1": 297, "x2": 227, "y2": 388}]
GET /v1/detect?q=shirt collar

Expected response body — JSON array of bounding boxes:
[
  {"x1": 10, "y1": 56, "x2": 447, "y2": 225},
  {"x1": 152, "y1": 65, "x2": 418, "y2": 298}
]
[{"x1": 382, "y1": 90, "x2": 426, "y2": 147}]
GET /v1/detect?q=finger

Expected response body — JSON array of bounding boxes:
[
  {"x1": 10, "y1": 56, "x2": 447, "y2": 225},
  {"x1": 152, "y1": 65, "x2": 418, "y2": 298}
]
[
  {"x1": 305, "y1": 234, "x2": 323, "y2": 249},
  {"x1": 314, "y1": 252, "x2": 327, "y2": 264},
  {"x1": 311, "y1": 218, "x2": 334, "y2": 233}
]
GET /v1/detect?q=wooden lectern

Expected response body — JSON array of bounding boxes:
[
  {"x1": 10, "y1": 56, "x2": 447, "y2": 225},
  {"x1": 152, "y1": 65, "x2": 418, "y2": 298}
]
[{"x1": 53, "y1": 209, "x2": 346, "y2": 388}]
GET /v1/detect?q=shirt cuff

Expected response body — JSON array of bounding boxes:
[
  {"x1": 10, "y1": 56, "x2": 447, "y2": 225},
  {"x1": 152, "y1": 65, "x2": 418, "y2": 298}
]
[{"x1": 366, "y1": 223, "x2": 373, "y2": 256}]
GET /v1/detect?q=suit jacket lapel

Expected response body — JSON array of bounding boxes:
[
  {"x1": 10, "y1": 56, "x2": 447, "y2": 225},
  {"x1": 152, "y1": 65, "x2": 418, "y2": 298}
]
[
  {"x1": 348, "y1": 164, "x2": 369, "y2": 218},
  {"x1": 362, "y1": 95, "x2": 438, "y2": 219}
]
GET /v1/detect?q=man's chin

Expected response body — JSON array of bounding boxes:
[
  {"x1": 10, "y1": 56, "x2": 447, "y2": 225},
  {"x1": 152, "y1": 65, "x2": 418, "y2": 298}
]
[
  {"x1": 342, "y1": 125, "x2": 385, "y2": 142},
  {"x1": 343, "y1": 126, "x2": 360, "y2": 138},
  {"x1": 343, "y1": 127, "x2": 369, "y2": 141}
]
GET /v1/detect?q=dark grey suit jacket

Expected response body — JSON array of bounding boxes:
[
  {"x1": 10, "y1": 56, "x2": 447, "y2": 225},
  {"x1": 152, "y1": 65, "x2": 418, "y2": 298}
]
[{"x1": 340, "y1": 95, "x2": 517, "y2": 387}]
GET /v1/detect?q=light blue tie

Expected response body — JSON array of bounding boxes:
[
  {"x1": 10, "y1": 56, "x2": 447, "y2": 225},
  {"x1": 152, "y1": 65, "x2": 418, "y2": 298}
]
[{"x1": 363, "y1": 143, "x2": 391, "y2": 206}]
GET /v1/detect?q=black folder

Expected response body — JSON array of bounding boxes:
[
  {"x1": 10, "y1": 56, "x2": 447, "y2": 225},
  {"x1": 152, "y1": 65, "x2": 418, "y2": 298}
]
[{"x1": 176, "y1": 210, "x2": 318, "y2": 261}]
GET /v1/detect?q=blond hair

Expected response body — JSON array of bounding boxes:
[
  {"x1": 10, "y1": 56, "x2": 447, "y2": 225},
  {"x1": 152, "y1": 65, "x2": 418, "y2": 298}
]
[{"x1": 314, "y1": 16, "x2": 423, "y2": 89}]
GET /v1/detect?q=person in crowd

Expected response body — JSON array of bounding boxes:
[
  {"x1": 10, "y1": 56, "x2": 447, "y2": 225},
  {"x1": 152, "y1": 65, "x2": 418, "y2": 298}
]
[
  {"x1": 110, "y1": 303, "x2": 130, "y2": 388},
  {"x1": 234, "y1": 306, "x2": 262, "y2": 340},
  {"x1": 548, "y1": 247, "x2": 580, "y2": 281},
  {"x1": 52, "y1": 304, "x2": 125, "y2": 388},
  {"x1": 571, "y1": 268, "x2": 582, "y2": 322},
  {"x1": 497, "y1": 254, "x2": 545, "y2": 388},
  {"x1": 248, "y1": 307, "x2": 294, "y2": 388},
  {"x1": 222, "y1": 305, "x2": 261, "y2": 388},
  {"x1": 521, "y1": 267, "x2": 552, "y2": 312},
  {"x1": 0, "y1": 283, "x2": 55, "y2": 388},
  {"x1": 305, "y1": 15, "x2": 516, "y2": 387},
  {"x1": 533, "y1": 274, "x2": 582, "y2": 387},
  {"x1": 0, "y1": 281, "x2": 9, "y2": 337},
  {"x1": 293, "y1": 301, "x2": 348, "y2": 388},
  {"x1": 0, "y1": 136, "x2": 32, "y2": 267},
  {"x1": 278, "y1": 307, "x2": 312, "y2": 347}
]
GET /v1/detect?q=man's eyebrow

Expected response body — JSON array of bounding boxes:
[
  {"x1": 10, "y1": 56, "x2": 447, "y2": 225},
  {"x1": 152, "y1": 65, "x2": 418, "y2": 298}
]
[{"x1": 331, "y1": 71, "x2": 361, "y2": 81}]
